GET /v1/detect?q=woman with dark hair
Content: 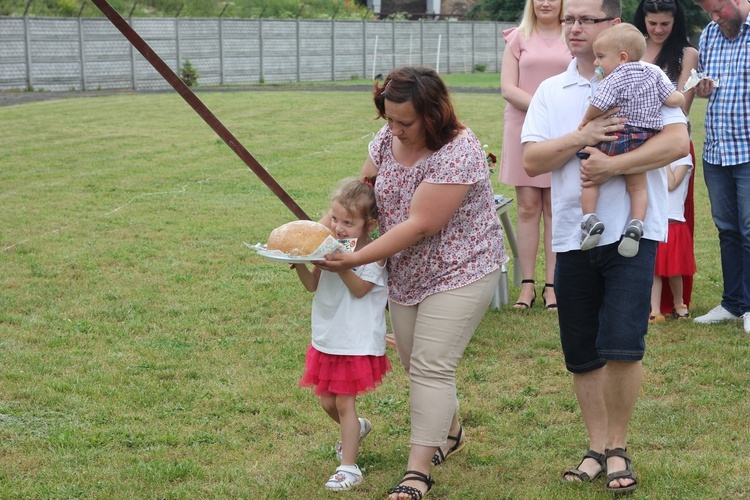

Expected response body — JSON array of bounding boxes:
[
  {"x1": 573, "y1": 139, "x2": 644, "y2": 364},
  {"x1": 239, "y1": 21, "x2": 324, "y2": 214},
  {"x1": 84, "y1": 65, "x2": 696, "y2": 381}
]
[
  {"x1": 633, "y1": 0, "x2": 698, "y2": 113},
  {"x1": 317, "y1": 66, "x2": 507, "y2": 499},
  {"x1": 633, "y1": 0, "x2": 699, "y2": 318}
]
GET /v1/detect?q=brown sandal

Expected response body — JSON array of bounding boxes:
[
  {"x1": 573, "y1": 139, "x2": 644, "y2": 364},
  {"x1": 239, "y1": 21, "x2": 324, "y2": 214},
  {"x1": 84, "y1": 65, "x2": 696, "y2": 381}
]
[
  {"x1": 562, "y1": 449, "x2": 606, "y2": 482},
  {"x1": 605, "y1": 448, "x2": 638, "y2": 493}
]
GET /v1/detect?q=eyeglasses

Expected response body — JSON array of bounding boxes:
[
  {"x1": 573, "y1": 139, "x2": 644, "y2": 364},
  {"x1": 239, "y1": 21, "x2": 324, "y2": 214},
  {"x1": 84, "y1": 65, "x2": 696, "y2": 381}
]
[{"x1": 559, "y1": 16, "x2": 615, "y2": 27}]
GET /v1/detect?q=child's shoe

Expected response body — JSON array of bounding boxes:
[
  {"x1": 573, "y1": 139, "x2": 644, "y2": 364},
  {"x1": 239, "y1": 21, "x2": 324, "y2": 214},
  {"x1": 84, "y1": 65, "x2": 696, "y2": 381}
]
[
  {"x1": 580, "y1": 214, "x2": 605, "y2": 251},
  {"x1": 618, "y1": 219, "x2": 643, "y2": 257},
  {"x1": 336, "y1": 417, "x2": 371, "y2": 462},
  {"x1": 325, "y1": 464, "x2": 363, "y2": 491}
]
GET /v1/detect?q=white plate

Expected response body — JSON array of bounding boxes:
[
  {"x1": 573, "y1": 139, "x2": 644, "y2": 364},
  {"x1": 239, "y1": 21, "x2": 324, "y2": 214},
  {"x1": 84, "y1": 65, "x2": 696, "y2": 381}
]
[{"x1": 245, "y1": 242, "x2": 326, "y2": 264}]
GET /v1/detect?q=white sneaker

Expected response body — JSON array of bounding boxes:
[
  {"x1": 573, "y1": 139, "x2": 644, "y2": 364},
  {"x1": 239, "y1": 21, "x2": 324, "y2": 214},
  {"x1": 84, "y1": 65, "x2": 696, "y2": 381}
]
[
  {"x1": 336, "y1": 417, "x2": 371, "y2": 462},
  {"x1": 693, "y1": 305, "x2": 741, "y2": 324},
  {"x1": 743, "y1": 313, "x2": 750, "y2": 333},
  {"x1": 325, "y1": 464, "x2": 363, "y2": 491}
]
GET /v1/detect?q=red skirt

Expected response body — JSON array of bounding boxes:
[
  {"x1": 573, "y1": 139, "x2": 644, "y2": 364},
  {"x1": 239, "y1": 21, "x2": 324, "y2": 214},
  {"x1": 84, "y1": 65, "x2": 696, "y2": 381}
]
[
  {"x1": 299, "y1": 345, "x2": 392, "y2": 397},
  {"x1": 654, "y1": 220, "x2": 696, "y2": 277}
]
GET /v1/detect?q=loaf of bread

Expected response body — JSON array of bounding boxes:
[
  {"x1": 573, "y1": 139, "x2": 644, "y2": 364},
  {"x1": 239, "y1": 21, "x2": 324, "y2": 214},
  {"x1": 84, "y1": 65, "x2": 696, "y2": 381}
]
[{"x1": 266, "y1": 220, "x2": 335, "y2": 256}]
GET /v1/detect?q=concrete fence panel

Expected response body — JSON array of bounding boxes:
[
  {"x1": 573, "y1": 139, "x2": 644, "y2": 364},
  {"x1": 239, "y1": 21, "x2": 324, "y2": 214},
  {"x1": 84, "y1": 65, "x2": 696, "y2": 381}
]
[{"x1": 0, "y1": 16, "x2": 514, "y2": 92}]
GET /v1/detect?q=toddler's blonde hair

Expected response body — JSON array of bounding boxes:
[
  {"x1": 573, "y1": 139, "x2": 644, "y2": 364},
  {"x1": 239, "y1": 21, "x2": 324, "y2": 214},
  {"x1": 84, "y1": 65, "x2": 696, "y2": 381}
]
[{"x1": 594, "y1": 23, "x2": 647, "y2": 62}]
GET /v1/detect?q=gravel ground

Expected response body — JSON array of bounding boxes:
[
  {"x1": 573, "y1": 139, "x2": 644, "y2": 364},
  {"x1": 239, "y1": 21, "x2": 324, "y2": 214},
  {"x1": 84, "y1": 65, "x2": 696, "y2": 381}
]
[{"x1": 0, "y1": 84, "x2": 498, "y2": 108}]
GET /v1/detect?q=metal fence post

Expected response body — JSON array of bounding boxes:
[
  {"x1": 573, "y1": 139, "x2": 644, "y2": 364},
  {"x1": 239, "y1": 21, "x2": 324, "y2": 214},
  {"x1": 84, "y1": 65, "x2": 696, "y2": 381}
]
[
  {"x1": 495, "y1": 22, "x2": 499, "y2": 73},
  {"x1": 23, "y1": 16, "x2": 32, "y2": 90},
  {"x1": 218, "y1": 18, "x2": 224, "y2": 85},
  {"x1": 78, "y1": 16, "x2": 86, "y2": 90},
  {"x1": 362, "y1": 19, "x2": 367, "y2": 79},
  {"x1": 296, "y1": 17, "x2": 301, "y2": 83},
  {"x1": 331, "y1": 18, "x2": 335, "y2": 81},
  {"x1": 175, "y1": 16, "x2": 181, "y2": 75},
  {"x1": 259, "y1": 17, "x2": 264, "y2": 83},
  {"x1": 419, "y1": 18, "x2": 423, "y2": 66},
  {"x1": 391, "y1": 19, "x2": 396, "y2": 70},
  {"x1": 470, "y1": 21, "x2": 475, "y2": 73},
  {"x1": 129, "y1": 18, "x2": 136, "y2": 89},
  {"x1": 219, "y1": 3, "x2": 227, "y2": 85},
  {"x1": 446, "y1": 22, "x2": 450, "y2": 74}
]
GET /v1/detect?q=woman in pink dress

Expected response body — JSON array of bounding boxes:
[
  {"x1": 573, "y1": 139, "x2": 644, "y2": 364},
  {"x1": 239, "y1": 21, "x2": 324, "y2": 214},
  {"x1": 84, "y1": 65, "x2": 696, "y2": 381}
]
[{"x1": 500, "y1": 0, "x2": 571, "y2": 310}]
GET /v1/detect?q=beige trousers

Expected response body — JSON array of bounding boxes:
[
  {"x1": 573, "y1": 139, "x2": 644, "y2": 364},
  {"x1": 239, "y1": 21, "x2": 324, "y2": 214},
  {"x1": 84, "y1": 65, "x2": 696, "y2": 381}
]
[{"x1": 389, "y1": 269, "x2": 500, "y2": 446}]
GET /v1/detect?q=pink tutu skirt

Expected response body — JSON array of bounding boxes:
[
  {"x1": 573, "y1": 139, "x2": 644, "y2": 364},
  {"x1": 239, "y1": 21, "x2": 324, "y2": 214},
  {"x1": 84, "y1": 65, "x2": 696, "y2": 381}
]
[
  {"x1": 299, "y1": 345, "x2": 392, "y2": 397},
  {"x1": 654, "y1": 220, "x2": 696, "y2": 277}
]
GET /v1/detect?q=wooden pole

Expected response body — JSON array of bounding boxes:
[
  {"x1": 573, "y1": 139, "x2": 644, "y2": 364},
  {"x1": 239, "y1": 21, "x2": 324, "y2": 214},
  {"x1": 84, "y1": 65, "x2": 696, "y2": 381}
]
[{"x1": 90, "y1": 0, "x2": 310, "y2": 221}]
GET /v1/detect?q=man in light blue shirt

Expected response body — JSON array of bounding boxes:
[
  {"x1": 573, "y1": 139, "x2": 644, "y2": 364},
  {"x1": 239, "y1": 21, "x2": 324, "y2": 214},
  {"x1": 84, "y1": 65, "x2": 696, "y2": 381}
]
[{"x1": 692, "y1": 0, "x2": 750, "y2": 331}]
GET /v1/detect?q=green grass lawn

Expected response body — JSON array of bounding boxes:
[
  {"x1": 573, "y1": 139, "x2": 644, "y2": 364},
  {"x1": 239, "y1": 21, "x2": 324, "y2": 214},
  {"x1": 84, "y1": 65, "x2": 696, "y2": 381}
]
[
  {"x1": 1, "y1": 84, "x2": 748, "y2": 498},
  {"x1": 230, "y1": 71, "x2": 501, "y2": 90}
]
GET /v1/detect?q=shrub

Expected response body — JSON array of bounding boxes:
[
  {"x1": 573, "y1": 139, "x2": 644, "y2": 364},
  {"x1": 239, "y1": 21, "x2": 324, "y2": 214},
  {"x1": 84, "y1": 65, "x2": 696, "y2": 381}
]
[
  {"x1": 179, "y1": 59, "x2": 199, "y2": 87},
  {"x1": 474, "y1": 63, "x2": 487, "y2": 73}
]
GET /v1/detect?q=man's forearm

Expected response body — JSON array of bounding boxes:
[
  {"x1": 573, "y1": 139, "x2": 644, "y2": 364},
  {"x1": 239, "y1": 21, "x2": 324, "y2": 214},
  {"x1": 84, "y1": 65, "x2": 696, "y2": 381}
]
[
  {"x1": 523, "y1": 130, "x2": 587, "y2": 177},
  {"x1": 608, "y1": 123, "x2": 689, "y2": 176}
]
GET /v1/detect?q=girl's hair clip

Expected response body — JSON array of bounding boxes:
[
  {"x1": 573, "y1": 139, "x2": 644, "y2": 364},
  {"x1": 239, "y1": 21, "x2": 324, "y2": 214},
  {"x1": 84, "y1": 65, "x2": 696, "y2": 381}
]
[{"x1": 363, "y1": 179, "x2": 374, "y2": 187}]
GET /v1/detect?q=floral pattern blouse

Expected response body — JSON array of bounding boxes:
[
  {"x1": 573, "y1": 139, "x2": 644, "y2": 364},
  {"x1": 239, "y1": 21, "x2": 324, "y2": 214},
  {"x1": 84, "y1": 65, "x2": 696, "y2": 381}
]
[{"x1": 369, "y1": 124, "x2": 508, "y2": 305}]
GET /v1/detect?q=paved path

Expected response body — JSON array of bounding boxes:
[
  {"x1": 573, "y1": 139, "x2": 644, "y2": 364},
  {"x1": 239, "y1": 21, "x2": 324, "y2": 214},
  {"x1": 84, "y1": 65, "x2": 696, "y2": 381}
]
[{"x1": 0, "y1": 85, "x2": 499, "y2": 107}]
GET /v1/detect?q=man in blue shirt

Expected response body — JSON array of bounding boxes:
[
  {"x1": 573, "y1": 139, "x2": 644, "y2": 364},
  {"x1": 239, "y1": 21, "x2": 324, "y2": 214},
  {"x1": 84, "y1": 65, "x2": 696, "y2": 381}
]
[{"x1": 692, "y1": 0, "x2": 750, "y2": 332}]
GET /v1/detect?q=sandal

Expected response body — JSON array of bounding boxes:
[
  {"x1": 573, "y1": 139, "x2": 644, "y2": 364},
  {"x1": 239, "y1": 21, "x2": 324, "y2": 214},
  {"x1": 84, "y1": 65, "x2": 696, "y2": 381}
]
[
  {"x1": 431, "y1": 425, "x2": 465, "y2": 466},
  {"x1": 513, "y1": 279, "x2": 536, "y2": 309},
  {"x1": 649, "y1": 311, "x2": 666, "y2": 324},
  {"x1": 562, "y1": 449, "x2": 606, "y2": 482},
  {"x1": 543, "y1": 283, "x2": 557, "y2": 310},
  {"x1": 672, "y1": 304, "x2": 691, "y2": 319},
  {"x1": 387, "y1": 470, "x2": 433, "y2": 499},
  {"x1": 605, "y1": 448, "x2": 638, "y2": 493},
  {"x1": 325, "y1": 464, "x2": 363, "y2": 491},
  {"x1": 336, "y1": 417, "x2": 371, "y2": 462}
]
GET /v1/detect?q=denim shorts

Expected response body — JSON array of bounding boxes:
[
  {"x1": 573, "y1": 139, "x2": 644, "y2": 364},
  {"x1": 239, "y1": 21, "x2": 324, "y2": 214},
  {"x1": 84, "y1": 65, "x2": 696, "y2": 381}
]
[{"x1": 555, "y1": 240, "x2": 657, "y2": 373}]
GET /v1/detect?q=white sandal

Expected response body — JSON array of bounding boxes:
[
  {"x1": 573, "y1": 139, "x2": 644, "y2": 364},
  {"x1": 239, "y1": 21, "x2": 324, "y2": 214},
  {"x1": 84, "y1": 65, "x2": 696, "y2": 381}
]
[
  {"x1": 324, "y1": 464, "x2": 363, "y2": 491},
  {"x1": 336, "y1": 417, "x2": 372, "y2": 462}
]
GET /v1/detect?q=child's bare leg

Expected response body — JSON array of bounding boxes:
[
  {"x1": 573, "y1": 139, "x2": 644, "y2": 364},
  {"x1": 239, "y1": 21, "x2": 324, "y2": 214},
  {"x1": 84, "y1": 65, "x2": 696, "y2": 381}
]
[
  {"x1": 335, "y1": 395, "x2": 359, "y2": 465},
  {"x1": 650, "y1": 275, "x2": 663, "y2": 314},
  {"x1": 618, "y1": 173, "x2": 647, "y2": 257},
  {"x1": 320, "y1": 395, "x2": 340, "y2": 423},
  {"x1": 669, "y1": 276, "x2": 687, "y2": 312},
  {"x1": 581, "y1": 184, "x2": 600, "y2": 216},
  {"x1": 580, "y1": 185, "x2": 604, "y2": 251},
  {"x1": 625, "y1": 172, "x2": 648, "y2": 221}
]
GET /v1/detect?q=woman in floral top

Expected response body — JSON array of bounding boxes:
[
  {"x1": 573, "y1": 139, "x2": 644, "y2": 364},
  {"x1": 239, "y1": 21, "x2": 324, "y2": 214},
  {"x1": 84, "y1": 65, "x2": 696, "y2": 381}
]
[{"x1": 317, "y1": 66, "x2": 507, "y2": 500}]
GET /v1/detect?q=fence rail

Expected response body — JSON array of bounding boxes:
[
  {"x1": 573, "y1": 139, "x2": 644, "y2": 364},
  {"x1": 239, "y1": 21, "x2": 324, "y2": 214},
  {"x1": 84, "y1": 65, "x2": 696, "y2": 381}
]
[{"x1": 0, "y1": 16, "x2": 514, "y2": 92}]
